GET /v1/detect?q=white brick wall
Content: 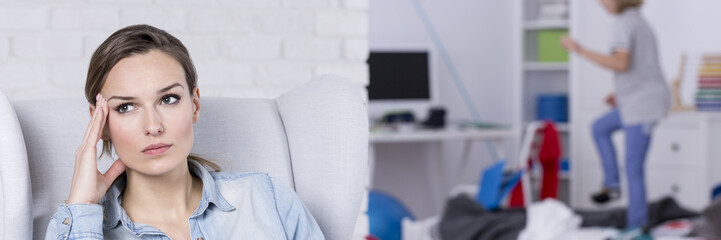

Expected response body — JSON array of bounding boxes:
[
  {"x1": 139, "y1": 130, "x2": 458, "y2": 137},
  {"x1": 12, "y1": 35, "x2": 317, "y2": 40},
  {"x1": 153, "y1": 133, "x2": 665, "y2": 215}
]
[
  {"x1": 344, "y1": 38, "x2": 369, "y2": 61},
  {"x1": 343, "y1": 0, "x2": 369, "y2": 10},
  {"x1": 316, "y1": 11, "x2": 368, "y2": 36},
  {"x1": 0, "y1": 62, "x2": 49, "y2": 90},
  {"x1": 0, "y1": 1, "x2": 368, "y2": 101},
  {"x1": 14, "y1": 34, "x2": 84, "y2": 60},
  {"x1": 0, "y1": 5, "x2": 49, "y2": 30},
  {"x1": 0, "y1": 36, "x2": 8, "y2": 61},
  {"x1": 51, "y1": 7, "x2": 120, "y2": 31},
  {"x1": 315, "y1": 62, "x2": 368, "y2": 86},
  {"x1": 283, "y1": 37, "x2": 341, "y2": 60}
]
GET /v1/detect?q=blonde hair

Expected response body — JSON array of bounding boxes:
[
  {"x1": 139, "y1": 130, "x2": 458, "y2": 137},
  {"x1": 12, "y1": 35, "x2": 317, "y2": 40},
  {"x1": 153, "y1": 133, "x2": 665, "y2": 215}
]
[
  {"x1": 614, "y1": 0, "x2": 643, "y2": 13},
  {"x1": 85, "y1": 24, "x2": 220, "y2": 171}
]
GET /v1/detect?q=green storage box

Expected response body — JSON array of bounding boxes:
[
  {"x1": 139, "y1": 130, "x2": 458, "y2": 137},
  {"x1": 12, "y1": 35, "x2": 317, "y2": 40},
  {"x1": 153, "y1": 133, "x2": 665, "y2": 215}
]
[{"x1": 537, "y1": 30, "x2": 569, "y2": 62}]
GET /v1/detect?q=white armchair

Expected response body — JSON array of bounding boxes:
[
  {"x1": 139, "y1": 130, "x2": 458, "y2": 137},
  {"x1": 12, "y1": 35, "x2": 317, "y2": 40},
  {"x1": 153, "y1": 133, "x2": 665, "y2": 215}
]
[{"x1": 0, "y1": 75, "x2": 369, "y2": 239}]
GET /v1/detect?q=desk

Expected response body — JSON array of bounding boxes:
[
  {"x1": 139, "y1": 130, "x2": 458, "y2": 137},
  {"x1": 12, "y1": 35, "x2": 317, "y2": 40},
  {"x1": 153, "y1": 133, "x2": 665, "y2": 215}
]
[
  {"x1": 369, "y1": 125, "x2": 516, "y2": 216},
  {"x1": 370, "y1": 126, "x2": 515, "y2": 143}
]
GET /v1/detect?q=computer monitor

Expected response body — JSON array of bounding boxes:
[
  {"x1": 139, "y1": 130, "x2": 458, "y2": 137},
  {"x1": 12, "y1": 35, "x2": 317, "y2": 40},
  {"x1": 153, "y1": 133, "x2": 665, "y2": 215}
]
[{"x1": 366, "y1": 49, "x2": 439, "y2": 121}]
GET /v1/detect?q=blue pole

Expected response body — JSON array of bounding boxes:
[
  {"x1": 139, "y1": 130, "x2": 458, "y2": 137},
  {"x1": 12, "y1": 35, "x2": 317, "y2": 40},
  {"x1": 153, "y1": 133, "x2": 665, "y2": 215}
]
[{"x1": 410, "y1": 0, "x2": 500, "y2": 162}]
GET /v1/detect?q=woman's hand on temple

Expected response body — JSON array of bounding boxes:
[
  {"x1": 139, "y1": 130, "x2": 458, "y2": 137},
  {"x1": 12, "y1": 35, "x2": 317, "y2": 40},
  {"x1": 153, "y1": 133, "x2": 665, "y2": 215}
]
[{"x1": 67, "y1": 94, "x2": 127, "y2": 205}]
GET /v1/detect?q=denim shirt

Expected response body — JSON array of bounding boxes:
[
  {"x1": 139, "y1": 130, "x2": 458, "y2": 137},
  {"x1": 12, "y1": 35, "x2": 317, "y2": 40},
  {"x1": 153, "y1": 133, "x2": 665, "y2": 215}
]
[{"x1": 45, "y1": 160, "x2": 325, "y2": 239}]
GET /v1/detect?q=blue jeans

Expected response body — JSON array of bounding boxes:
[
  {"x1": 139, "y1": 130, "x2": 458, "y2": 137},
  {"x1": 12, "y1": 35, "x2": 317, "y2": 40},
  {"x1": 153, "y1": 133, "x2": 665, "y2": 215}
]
[{"x1": 592, "y1": 109, "x2": 653, "y2": 229}]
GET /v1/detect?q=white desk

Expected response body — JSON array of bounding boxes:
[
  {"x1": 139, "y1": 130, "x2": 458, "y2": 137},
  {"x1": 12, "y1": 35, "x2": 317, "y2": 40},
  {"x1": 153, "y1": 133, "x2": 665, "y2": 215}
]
[
  {"x1": 370, "y1": 126, "x2": 515, "y2": 143},
  {"x1": 369, "y1": 125, "x2": 516, "y2": 215}
]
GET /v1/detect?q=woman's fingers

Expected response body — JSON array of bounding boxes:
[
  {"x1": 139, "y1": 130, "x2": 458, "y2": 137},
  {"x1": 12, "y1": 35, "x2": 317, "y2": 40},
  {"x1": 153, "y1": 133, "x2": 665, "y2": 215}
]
[
  {"x1": 82, "y1": 95, "x2": 106, "y2": 150},
  {"x1": 96, "y1": 96, "x2": 109, "y2": 140},
  {"x1": 68, "y1": 94, "x2": 109, "y2": 204},
  {"x1": 102, "y1": 159, "x2": 126, "y2": 185},
  {"x1": 90, "y1": 96, "x2": 106, "y2": 142},
  {"x1": 560, "y1": 36, "x2": 580, "y2": 52},
  {"x1": 80, "y1": 94, "x2": 102, "y2": 148}
]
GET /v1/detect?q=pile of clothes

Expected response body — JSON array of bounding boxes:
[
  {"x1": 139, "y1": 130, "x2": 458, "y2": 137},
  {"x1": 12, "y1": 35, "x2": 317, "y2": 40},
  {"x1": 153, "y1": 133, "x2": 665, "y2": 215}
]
[{"x1": 404, "y1": 194, "x2": 721, "y2": 240}]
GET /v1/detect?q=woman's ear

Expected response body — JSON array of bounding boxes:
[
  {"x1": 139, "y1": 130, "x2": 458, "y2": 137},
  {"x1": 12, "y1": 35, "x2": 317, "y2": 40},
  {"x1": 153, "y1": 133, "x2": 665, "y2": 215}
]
[
  {"x1": 192, "y1": 86, "x2": 201, "y2": 124},
  {"x1": 88, "y1": 104, "x2": 95, "y2": 118},
  {"x1": 101, "y1": 125, "x2": 111, "y2": 140}
]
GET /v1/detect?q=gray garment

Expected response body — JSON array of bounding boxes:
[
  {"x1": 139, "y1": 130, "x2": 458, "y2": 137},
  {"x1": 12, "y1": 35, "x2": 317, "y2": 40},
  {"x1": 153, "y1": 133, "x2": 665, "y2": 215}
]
[
  {"x1": 440, "y1": 194, "x2": 525, "y2": 240},
  {"x1": 611, "y1": 7, "x2": 670, "y2": 125}
]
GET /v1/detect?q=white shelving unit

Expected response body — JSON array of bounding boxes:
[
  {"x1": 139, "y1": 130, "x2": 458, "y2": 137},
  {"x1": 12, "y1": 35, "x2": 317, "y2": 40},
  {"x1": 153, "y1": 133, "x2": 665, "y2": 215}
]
[
  {"x1": 514, "y1": 0, "x2": 572, "y2": 204},
  {"x1": 516, "y1": 0, "x2": 571, "y2": 125},
  {"x1": 523, "y1": 62, "x2": 569, "y2": 71}
]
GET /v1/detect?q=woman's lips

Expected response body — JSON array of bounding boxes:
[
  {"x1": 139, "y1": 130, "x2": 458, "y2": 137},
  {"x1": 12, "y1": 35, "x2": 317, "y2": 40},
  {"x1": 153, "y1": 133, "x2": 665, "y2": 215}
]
[{"x1": 142, "y1": 144, "x2": 172, "y2": 156}]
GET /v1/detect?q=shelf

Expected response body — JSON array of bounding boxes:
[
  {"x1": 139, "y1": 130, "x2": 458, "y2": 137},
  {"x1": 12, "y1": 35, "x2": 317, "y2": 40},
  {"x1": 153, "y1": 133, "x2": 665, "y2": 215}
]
[
  {"x1": 523, "y1": 20, "x2": 569, "y2": 30},
  {"x1": 523, "y1": 62, "x2": 569, "y2": 71}
]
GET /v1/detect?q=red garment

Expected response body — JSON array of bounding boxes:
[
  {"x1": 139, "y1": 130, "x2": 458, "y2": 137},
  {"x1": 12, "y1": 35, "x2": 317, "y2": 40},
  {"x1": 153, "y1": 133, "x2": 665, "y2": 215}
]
[
  {"x1": 508, "y1": 121, "x2": 562, "y2": 207},
  {"x1": 538, "y1": 121, "x2": 561, "y2": 200},
  {"x1": 366, "y1": 235, "x2": 380, "y2": 240},
  {"x1": 509, "y1": 179, "x2": 524, "y2": 207}
]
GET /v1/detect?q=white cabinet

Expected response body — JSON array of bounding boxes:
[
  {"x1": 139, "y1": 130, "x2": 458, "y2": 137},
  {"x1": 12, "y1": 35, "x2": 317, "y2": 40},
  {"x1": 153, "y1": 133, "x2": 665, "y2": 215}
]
[
  {"x1": 571, "y1": 112, "x2": 721, "y2": 211},
  {"x1": 645, "y1": 112, "x2": 721, "y2": 212}
]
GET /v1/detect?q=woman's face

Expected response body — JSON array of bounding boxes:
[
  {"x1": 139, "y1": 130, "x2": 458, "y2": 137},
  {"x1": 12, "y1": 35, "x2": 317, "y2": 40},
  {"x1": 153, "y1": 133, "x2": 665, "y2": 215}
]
[
  {"x1": 599, "y1": 0, "x2": 618, "y2": 14},
  {"x1": 98, "y1": 50, "x2": 200, "y2": 176}
]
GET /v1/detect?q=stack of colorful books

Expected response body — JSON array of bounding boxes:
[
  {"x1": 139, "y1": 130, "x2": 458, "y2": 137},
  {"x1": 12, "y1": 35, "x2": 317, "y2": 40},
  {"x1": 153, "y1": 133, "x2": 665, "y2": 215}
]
[{"x1": 696, "y1": 55, "x2": 721, "y2": 111}]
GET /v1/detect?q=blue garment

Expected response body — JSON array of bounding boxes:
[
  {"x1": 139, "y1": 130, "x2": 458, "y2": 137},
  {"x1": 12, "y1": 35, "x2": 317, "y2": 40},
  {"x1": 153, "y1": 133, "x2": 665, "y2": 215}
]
[
  {"x1": 45, "y1": 160, "x2": 325, "y2": 239},
  {"x1": 592, "y1": 109, "x2": 653, "y2": 229}
]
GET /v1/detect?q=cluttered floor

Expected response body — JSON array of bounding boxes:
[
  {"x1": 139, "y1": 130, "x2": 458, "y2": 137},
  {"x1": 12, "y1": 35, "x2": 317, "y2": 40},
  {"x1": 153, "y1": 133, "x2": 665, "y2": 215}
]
[
  {"x1": 395, "y1": 193, "x2": 721, "y2": 240},
  {"x1": 369, "y1": 121, "x2": 720, "y2": 240}
]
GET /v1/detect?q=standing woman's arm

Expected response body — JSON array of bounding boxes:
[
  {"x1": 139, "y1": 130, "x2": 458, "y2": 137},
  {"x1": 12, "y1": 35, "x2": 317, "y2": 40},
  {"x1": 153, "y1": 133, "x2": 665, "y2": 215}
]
[
  {"x1": 561, "y1": 14, "x2": 635, "y2": 73},
  {"x1": 561, "y1": 36, "x2": 631, "y2": 73}
]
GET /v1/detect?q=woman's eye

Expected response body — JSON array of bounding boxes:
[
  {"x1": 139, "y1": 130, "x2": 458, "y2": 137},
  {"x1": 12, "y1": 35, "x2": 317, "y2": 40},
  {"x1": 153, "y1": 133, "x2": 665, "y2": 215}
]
[
  {"x1": 115, "y1": 104, "x2": 135, "y2": 113},
  {"x1": 162, "y1": 94, "x2": 180, "y2": 104}
]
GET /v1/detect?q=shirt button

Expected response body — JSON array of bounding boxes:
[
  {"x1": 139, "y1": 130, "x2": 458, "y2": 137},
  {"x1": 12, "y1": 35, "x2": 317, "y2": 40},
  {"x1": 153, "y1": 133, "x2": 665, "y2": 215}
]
[
  {"x1": 62, "y1": 218, "x2": 70, "y2": 225},
  {"x1": 196, "y1": 238, "x2": 204, "y2": 240}
]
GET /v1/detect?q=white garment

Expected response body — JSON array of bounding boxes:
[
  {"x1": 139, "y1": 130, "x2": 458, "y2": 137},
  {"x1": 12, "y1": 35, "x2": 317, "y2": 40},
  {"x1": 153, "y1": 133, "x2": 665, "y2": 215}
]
[
  {"x1": 517, "y1": 199, "x2": 582, "y2": 240},
  {"x1": 402, "y1": 216, "x2": 441, "y2": 240}
]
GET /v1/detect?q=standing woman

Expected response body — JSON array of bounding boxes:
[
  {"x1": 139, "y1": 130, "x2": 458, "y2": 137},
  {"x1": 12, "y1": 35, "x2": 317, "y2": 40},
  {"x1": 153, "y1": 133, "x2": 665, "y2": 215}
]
[{"x1": 561, "y1": 0, "x2": 670, "y2": 234}]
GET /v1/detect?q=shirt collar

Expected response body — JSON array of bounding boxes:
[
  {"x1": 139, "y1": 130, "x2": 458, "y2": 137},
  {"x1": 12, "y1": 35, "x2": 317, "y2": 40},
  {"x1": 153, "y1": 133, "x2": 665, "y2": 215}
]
[{"x1": 102, "y1": 159, "x2": 236, "y2": 231}]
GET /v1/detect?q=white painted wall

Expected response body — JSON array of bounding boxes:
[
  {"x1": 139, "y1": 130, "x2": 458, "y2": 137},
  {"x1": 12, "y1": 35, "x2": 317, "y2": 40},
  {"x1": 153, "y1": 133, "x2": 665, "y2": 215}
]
[
  {"x1": 369, "y1": 0, "x2": 514, "y2": 218},
  {"x1": 0, "y1": 0, "x2": 369, "y2": 101},
  {"x1": 570, "y1": 0, "x2": 721, "y2": 209}
]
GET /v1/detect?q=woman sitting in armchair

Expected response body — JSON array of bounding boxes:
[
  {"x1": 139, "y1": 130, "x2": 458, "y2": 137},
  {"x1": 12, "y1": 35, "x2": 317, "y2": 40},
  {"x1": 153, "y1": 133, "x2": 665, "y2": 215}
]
[{"x1": 44, "y1": 24, "x2": 324, "y2": 240}]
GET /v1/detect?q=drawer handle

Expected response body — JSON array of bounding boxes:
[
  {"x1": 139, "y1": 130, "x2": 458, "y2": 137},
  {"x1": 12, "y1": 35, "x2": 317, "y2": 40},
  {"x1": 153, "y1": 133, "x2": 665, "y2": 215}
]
[{"x1": 671, "y1": 143, "x2": 680, "y2": 152}]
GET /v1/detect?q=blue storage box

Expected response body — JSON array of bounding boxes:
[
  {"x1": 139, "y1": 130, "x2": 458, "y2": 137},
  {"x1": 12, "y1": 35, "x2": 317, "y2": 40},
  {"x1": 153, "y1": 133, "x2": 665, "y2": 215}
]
[
  {"x1": 560, "y1": 157, "x2": 570, "y2": 173},
  {"x1": 537, "y1": 94, "x2": 568, "y2": 122}
]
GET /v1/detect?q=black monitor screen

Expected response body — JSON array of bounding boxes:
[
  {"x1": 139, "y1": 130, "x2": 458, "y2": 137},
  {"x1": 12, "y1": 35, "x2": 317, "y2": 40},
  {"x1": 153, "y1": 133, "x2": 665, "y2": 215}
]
[{"x1": 367, "y1": 51, "x2": 430, "y2": 100}]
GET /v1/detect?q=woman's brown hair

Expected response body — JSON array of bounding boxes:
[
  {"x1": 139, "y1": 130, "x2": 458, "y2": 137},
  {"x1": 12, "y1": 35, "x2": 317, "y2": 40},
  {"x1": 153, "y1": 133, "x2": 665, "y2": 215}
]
[
  {"x1": 614, "y1": 0, "x2": 643, "y2": 13},
  {"x1": 85, "y1": 24, "x2": 219, "y2": 171}
]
